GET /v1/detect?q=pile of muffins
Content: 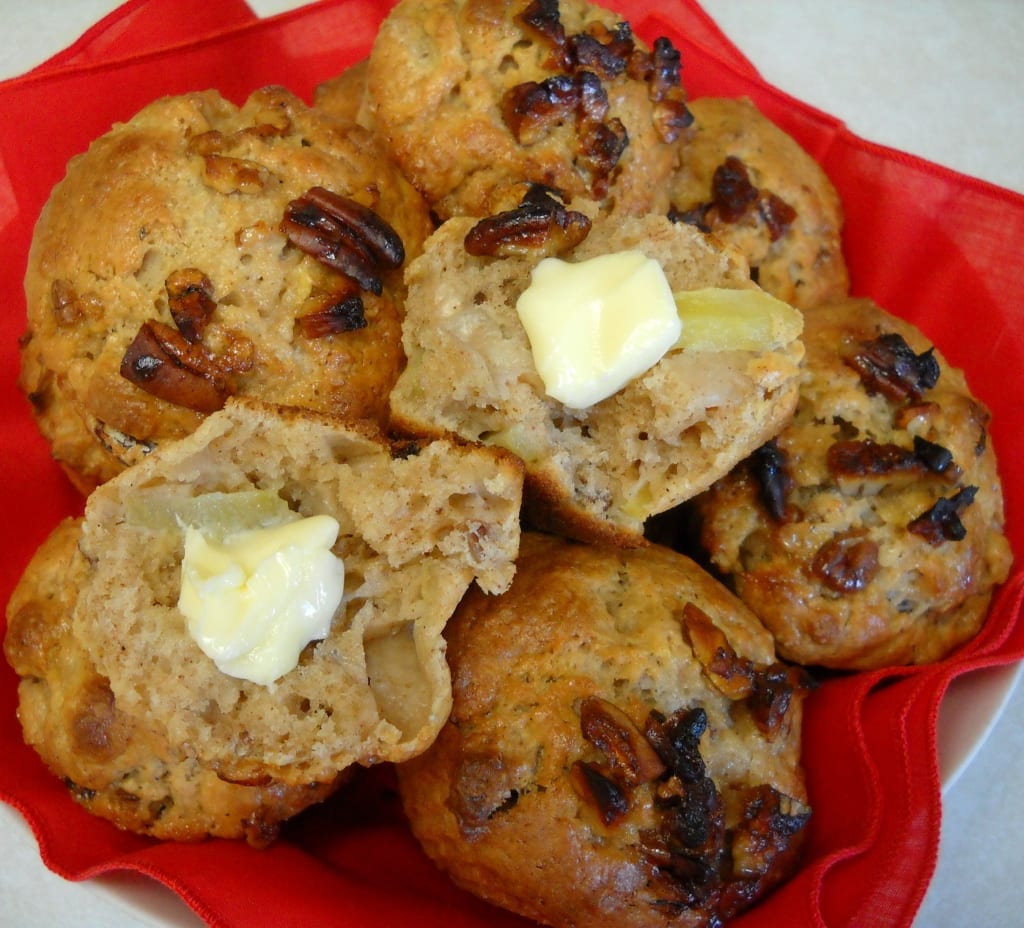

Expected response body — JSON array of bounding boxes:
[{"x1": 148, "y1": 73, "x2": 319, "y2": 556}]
[{"x1": 4, "y1": 1, "x2": 1013, "y2": 926}]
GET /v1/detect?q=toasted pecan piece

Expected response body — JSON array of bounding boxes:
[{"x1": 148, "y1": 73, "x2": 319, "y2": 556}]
[
  {"x1": 464, "y1": 184, "x2": 591, "y2": 257},
  {"x1": 119, "y1": 320, "x2": 231, "y2": 414}
]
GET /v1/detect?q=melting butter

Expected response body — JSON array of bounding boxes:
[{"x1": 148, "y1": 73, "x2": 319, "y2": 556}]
[
  {"x1": 515, "y1": 250, "x2": 682, "y2": 409},
  {"x1": 178, "y1": 512, "x2": 345, "y2": 686}
]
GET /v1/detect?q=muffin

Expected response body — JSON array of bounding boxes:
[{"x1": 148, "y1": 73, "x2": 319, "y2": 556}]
[
  {"x1": 314, "y1": 58, "x2": 373, "y2": 127},
  {"x1": 692, "y1": 297, "x2": 1013, "y2": 669},
  {"x1": 19, "y1": 85, "x2": 433, "y2": 492},
  {"x1": 668, "y1": 97, "x2": 849, "y2": 310},
  {"x1": 397, "y1": 532, "x2": 812, "y2": 928},
  {"x1": 362, "y1": 0, "x2": 694, "y2": 219},
  {"x1": 4, "y1": 519, "x2": 342, "y2": 846},
  {"x1": 6, "y1": 398, "x2": 523, "y2": 821},
  {"x1": 389, "y1": 209, "x2": 805, "y2": 545}
]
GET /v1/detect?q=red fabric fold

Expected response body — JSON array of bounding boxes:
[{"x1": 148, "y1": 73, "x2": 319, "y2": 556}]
[
  {"x1": 1, "y1": 2, "x2": 1022, "y2": 927},
  {"x1": 27, "y1": 0, "x2": 258, "y2": 74}
]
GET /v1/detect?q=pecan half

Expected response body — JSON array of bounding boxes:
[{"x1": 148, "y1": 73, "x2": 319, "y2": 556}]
[
  {"x1": 843, "y1": 331, "x2": 941, "y2": 402},
  {"x1": 907, "y1": 485, "x2": 978, "y2": 544},
  {"x1": 579, "y1": 696, "x2": 667, "y2": 787},
  {"x1": 281, "y1": 187, "x2": 404, "y2": 296},
  {"x1": 680, "y1": 603, "x2": 755, "y2": 700},
  {"x1": 812, "y1": 531, "x2": 881, "y2": 593},
  {"x1": 165, "y1": 269, "x2": 217, "y2": 343},
  {"x1": 464, "y1": 184, "x2": 592, "y2": 257},
  {"x1": 826, "y1": 439, "x2": 926, "y2": 494},
  {"x1": 120, "y1": 320, "x2": 231, "y2": 413}
]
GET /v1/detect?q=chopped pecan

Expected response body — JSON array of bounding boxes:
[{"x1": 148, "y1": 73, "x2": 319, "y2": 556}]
[
  {"x1": 653, "y1": 95, "x2": 695, "y2": 146},
  {"x1": 907, "y1": 485, "x2": 978, "y2": 544},
  {"x1": 567, "y1": 29, "x2": 630, "y2": 80},
  {"x1": 502, "y1": 72, "x2": 605, "y2": 146},
  {"x1": 727, "y1": 784, "x2": 810, "y2": 882},
  {"x1": 647, "y1": 36, "x2": 683, "y2": 102},
  {"x1": 812, "y1": 531, "x2": 881, "y2": 593},
  {"x1": 644, "y1": 706, "x2": 708, "y2": 784},
  {"x1": 647, "y1": 38, "x2": 693, "y2": 143},
  {"x1": 667, "y1": 202, "x2": 712, "y2": 233},
  {"x1": 120, "y1": 320, "x2": 231, "y2": 413},
  {"x1": 671, "y1": 156, "x2": 794, "y2": 239},
  {"x1": 463, "y1": 184, "x2": 592, "y2": 257},
  {"x1": 745, "y1": 664, "x2": 811, "y2": 737},
  {"x1": 165, "y1": 269, "x2": 217, "y2": 343},
  {"x1": 235, "y1": 121, "x2": 290, "y2": 142},
  {"x1": 578, "y1": 116, "x2": 629, "y2": 197},
  {"x1": 680, "y1": 603, "x2": 755, "y2": 700},
  {"x1": 912, "y1": 435, "x2": 956, "y2": 475},
  {"x1": 501, "y1": 65, "x2": 625, "y2": 196},
  {"x1": 640, "y1": 707, "x2": 727, "y2": 906},
  {"x1": 50, "y1": 279, "x2": 97, "y2": 326},
  {"x1": 750, "y1": 439, "x2": 791, "y2": 521},
  {"x1": 297, "y1": 295, "x2": 367, "y2": 339},
  {"x1": 187, "y1": 130, "x2": 225, "y2": 157},
  {"x1": 844, "y1": 331, "x2": 940, "y2": 402},
  {"x1": 516, "y1": 0, "x2": 567, "y2": 60},
  {"x1": 281, "y1": 186, "x2": 404, "y2": 295},
  {"x1": 711, "y1": 157, "x2": 760, "y2": 222},
  {"x1": 758, "y1": 191, "x2": 798, "y2": 242},
  {"x1": 579, "y1": 696, "x2": 667, "y2": 787},
  {"x1": 202, "y1": 154, "x2": 270, "y2": 195},
  {"x1": 570, "y1": 760, "x2": 631, "y2": 825},
  {"x1": 450, "y1": 751, "x2": 520, "y2": 837}
]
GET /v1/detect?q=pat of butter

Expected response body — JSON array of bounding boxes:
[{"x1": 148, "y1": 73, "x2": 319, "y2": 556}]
[
  {"x1": 515, "y1": 250, "x2": 682, "y2": 409},
  {"x1": 178, "y1": 513, "x2": 345, "y2": 686}
]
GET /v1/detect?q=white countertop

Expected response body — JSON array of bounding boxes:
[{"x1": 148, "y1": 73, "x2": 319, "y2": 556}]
[{"x1": 1, "y1": 2, "x2": 1022, "y2": 926}]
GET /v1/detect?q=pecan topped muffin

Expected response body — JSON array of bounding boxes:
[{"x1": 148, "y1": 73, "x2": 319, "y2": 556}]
[
  {"x1": 361, "y1": 0, "x2": 694, "y2": 220},
  {"x1": 19, "y1": 85, "x2": 433, "y2": 492},
  {"x1": 668, "y1": 97, "x2": 849, "y2": 311},
  {"x1": 397, "y1": 532, "x2": 811, "y2": 928},
  {"x1": 692, "y1": 297, "x2": 1012, "y2": 669}
]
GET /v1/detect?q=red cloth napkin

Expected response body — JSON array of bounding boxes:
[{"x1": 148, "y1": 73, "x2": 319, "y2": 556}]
[
  {"x1": 25, "y1": 0, "x2": 256, "y2": 73},
  {"x1": 1, "y1": 2, "x2": 1022, "y2": 926}
]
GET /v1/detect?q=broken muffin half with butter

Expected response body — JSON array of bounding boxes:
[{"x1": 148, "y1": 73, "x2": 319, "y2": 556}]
[
  {"x1": 389, "y1": 191, "x2": 805, "y2": 545},
  {"x1": 3, "y1": 398, "x2": 523, "y2": 842}
]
